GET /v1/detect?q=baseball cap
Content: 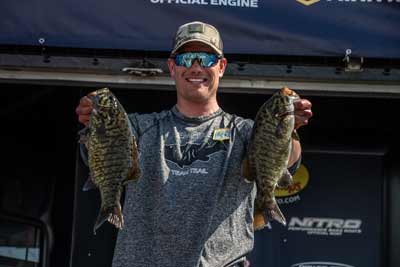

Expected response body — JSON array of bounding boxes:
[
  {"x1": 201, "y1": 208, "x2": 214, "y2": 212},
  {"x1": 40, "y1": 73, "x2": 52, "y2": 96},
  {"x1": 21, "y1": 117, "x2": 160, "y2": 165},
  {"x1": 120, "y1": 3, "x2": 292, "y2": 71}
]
[{"x1": 170, "y1": 21, "x2": 223, "y2": 57}]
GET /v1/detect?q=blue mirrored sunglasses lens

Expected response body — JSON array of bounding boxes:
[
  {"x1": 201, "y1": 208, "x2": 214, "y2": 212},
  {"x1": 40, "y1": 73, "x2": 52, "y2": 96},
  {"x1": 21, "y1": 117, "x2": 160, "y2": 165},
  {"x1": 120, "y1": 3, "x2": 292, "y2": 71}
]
[{"x1": 175, "y1": 53, "x2": 218, "y2": 68}]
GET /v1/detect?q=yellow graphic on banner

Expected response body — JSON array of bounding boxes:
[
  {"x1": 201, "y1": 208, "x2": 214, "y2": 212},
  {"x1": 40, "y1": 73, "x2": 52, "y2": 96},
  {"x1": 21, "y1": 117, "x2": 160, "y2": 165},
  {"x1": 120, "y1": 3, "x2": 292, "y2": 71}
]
[
  {"x1": 275, "y1": 164, "x2": 309, "y2": 197},
  {"x1": 297, "y1": 0, "x2": 320, "y2": 6}
]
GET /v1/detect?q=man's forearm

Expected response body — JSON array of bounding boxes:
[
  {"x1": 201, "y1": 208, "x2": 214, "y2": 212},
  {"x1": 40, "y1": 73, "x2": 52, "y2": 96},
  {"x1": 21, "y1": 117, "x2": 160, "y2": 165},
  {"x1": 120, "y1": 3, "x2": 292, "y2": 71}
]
[{"x1": 288, "y1": 139, "x2": 301, "y2": 168}]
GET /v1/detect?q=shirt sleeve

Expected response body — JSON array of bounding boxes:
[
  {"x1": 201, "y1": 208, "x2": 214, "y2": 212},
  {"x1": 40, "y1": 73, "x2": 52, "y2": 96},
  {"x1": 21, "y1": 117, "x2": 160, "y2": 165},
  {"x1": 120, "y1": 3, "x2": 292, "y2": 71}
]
[{"x1": 234, "y1": 117, "x2": 254, "y2": 154}]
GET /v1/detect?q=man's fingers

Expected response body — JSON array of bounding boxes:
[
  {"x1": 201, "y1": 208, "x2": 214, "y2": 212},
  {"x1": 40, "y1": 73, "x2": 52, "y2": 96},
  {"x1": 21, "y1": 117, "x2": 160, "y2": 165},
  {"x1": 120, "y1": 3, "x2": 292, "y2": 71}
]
[
  {"x1": 79, "y1": 96, "x2": 93, "y2": 107},
  {"x1": 294, "y1": 99, "x2": 312, "y2": 110},
  {"x1": 295, "y1": 109, "x2": 313, "y2": 119},
  {"x1": 294, "y1": 98, "x2": 313, "y2": 119},
  {"x1": 76, "y1": 94, "x2": 94, "y2": 126},
  {"x1": 293, "y1": 98, "x2": 313, "y2": 129},
  {"x1": 78, "y1": 115, "x2": 90, "y2": 127},
  {"x1": 76, "y1": 96, "x2": 94, "y2": 115},
  {"x1": 76, "y1": 105, "x2": 93, "y2": 115},
  {"x1": 294, "y1": 115, "x2": 309, "y2": 129}
]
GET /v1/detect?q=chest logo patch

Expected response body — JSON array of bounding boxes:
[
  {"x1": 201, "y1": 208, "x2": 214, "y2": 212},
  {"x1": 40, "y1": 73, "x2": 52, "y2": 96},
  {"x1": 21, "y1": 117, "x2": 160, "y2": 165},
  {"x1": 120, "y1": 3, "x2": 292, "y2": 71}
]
[{"x1": 212, "y1": 128, "x2": 231, "y2": 141}]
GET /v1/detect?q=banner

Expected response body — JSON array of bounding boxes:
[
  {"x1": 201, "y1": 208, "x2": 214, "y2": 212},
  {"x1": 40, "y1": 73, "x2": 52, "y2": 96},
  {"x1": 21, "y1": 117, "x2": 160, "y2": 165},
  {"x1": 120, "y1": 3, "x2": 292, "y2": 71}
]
[
  {"x1": 248, "y1": 150, "x2": 385, "y2": 267},
  {"x1": 1, "y1": 0, "x2": 399, "y2": 58}
]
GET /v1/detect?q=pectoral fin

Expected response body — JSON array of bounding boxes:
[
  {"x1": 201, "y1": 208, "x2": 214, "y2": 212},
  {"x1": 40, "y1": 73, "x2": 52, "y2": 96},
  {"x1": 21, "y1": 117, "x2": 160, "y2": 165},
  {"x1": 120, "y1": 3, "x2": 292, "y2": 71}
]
[
  {"x1": 275, "y1": 118, "x2": 286, "y2": 139},
  {"x1": 82, "y1": 176, "x2": 97, "y2": 191},
  {"x1": 275, "y1": 112, "x2": 295, "y2": 139},
  {"x1": 78, "y1": 127, "x2": 89, "y2": 145}
]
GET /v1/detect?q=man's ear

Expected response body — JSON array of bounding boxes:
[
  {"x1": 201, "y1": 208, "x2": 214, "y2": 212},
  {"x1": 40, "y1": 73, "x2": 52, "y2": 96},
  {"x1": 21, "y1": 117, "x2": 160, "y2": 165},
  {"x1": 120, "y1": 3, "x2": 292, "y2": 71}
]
[
  {"x1": 219, "y1": 58, "x2": 228, "y2": 78},
  {"x1": 167, "y1": 58, "x2": 176, "y2": 79}
]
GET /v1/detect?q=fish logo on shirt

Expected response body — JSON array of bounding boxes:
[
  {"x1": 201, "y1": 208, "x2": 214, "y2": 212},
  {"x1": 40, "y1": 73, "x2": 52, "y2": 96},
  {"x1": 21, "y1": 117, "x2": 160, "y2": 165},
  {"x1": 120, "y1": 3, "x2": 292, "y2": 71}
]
[{"x1": 165, "y1": 141, "x2": 227, "y2": 168}]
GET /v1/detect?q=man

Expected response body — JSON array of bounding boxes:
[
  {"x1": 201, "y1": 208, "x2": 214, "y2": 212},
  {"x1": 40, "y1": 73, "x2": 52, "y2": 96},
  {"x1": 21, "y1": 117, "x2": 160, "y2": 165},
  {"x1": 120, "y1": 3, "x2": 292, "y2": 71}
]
[{"x1": 76, "y1": 21, "x2": 312, "y2": 267}]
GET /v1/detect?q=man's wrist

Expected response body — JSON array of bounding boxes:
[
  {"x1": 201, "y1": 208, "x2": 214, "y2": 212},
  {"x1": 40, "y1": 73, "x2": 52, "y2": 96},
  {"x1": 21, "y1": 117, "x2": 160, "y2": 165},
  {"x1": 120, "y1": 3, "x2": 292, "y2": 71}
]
[{"x1": 292, "y1": 129, "x2": 300, "y2": 141}]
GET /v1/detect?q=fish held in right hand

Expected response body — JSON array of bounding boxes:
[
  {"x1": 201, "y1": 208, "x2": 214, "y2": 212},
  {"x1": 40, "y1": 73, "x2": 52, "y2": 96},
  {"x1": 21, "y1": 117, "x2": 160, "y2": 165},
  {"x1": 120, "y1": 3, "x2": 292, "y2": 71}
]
[{"x1": 80, "y1": 88, "x2": 141, "y2": 233}]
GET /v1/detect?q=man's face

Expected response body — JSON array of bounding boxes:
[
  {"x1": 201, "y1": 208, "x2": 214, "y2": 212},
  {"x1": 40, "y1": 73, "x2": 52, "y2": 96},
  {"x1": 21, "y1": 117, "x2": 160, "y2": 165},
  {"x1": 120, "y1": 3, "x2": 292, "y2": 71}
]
[{"x1": 167, "y1": 42, "x2": 227, "y2": 105}]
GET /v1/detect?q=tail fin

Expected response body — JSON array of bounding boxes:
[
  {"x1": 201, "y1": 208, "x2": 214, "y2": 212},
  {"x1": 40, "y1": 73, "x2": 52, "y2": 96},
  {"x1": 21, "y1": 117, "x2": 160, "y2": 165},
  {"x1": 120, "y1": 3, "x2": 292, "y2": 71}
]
[
  {"x1": 93, "y1": 204, "x2": 124, "y2": 234},
  {"x1": 253, "y1": 204, "x2": 287, "y2": 231},
  {"x1": 266, "y1": 204, "x2": 287, "y2": 226}
]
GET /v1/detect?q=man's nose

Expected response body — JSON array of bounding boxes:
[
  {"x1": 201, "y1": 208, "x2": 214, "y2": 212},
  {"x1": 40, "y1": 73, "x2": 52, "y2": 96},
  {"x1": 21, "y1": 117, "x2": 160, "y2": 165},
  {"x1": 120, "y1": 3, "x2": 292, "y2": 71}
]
[{"x1": 189, "y1": 59, "x2": 203, "y2": 72}]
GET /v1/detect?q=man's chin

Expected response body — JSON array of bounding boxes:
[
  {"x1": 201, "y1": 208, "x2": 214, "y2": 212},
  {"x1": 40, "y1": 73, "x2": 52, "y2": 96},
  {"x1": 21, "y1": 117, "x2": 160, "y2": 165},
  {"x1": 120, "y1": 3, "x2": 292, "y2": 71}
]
[
  {"x1": 184, "y1": 91, "x2": 212, "y2": 103},
  {"x1": 186, "y1": 84, "x2": 210, "y2": 95},
  {"x1": 186, "y1": 82, "x2": 209, "y2": 89}
]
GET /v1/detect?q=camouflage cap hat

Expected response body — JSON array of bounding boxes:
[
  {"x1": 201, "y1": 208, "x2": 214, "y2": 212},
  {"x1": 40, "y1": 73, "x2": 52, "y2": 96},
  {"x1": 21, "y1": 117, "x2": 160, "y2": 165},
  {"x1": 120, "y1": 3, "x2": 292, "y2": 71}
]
[{"x1": 170, "y1": 21, "x2": 223, "y2": 57}]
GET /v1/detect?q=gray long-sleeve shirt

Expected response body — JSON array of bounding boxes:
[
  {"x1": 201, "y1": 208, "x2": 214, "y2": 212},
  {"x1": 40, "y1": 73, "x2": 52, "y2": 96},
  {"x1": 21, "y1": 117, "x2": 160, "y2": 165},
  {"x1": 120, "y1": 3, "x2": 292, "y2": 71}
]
[{"x1": 111, "y1": 106, "x2": 256, "y2": 267}]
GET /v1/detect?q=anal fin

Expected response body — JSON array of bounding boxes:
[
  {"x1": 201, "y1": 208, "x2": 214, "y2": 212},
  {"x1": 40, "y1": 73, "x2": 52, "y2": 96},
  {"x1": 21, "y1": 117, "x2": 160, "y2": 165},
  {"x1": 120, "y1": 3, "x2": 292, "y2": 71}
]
[{"x1": 277, "y1": 169, "x2": 293, "y2": 188}]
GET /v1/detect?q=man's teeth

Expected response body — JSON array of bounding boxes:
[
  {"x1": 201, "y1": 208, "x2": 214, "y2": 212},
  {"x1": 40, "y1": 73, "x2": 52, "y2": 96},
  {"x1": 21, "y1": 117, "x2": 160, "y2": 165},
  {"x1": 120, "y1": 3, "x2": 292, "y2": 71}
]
[{"x1": 187, "y1": 78, "x2": 205, "y2": 82}]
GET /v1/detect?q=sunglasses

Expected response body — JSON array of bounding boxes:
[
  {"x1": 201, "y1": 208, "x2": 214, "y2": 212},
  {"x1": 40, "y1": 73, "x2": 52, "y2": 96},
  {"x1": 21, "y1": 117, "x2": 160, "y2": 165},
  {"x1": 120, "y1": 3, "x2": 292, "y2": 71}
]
[{"x1": 174, "y1": 52, "x2": 222, "y2": 68}]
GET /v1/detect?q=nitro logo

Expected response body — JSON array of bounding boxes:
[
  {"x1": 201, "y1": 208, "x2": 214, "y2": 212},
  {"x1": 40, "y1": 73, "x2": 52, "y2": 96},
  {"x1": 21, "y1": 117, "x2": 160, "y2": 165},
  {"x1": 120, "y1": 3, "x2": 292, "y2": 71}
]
[
  {"x1": 291, "y1": 262, "x2": 355, "y2": 267},
  {"x1": 288, "y1": 217, "x2": 362, "y2": 236}
]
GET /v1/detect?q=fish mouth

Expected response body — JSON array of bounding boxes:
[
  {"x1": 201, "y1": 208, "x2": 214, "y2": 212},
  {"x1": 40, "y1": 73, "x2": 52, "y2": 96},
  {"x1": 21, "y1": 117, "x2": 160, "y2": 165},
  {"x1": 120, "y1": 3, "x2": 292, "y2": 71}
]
[{"x1": 281, "y1": 87, "x2": 298, "y2": 97}]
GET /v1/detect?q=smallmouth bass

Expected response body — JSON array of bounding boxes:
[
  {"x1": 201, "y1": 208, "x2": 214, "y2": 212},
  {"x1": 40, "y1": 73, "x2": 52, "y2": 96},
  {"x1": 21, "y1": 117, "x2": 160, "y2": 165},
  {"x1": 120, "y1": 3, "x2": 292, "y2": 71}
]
[
  {"x1": 247, "y1": 87, "x2": 300, "y2": 230},
  {"x1": 80, "y1": 88, "x2": 140, "y2": 233}
]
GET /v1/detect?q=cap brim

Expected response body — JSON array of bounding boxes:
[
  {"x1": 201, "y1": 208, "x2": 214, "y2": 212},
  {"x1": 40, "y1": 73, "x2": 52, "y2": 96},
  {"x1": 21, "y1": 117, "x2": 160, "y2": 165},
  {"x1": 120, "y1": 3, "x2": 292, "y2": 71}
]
[{"x1": 170, "y1": 39, "x2": 222, "y2": 57}]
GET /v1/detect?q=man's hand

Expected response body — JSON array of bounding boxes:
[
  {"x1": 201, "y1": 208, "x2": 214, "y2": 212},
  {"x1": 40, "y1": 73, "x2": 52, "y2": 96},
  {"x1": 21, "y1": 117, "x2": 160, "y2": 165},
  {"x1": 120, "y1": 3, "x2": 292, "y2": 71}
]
[
  {"x1": 75, "y1": 95, "x2": 94, "y2": 127},
  {"x1": 294, "y1": 99, "x2": 313, "y2": 130},
  {"x1": 287, "y1": 98, "x2": 312, "y2": 167}
]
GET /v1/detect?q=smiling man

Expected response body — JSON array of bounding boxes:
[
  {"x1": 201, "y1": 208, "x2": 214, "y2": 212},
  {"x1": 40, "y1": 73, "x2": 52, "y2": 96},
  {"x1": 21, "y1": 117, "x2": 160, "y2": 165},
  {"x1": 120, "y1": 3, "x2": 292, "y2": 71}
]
[
  {"x1": 168, "y1": 41, "x2": 227, "y2": 116},
  {"x1": 76, "y1": 21, "x2": 313, "y2": 267}
]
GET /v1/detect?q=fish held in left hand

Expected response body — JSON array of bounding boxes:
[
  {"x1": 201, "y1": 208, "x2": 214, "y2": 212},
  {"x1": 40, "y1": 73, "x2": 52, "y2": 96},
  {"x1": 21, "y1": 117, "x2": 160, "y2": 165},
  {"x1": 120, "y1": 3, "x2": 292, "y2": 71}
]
[
  {"x1": 246, "y1": 87, "x2": 300, "y2": 230},
  {"x1": 80, "y1": 88, "x2": 140, "y2": 233}
]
